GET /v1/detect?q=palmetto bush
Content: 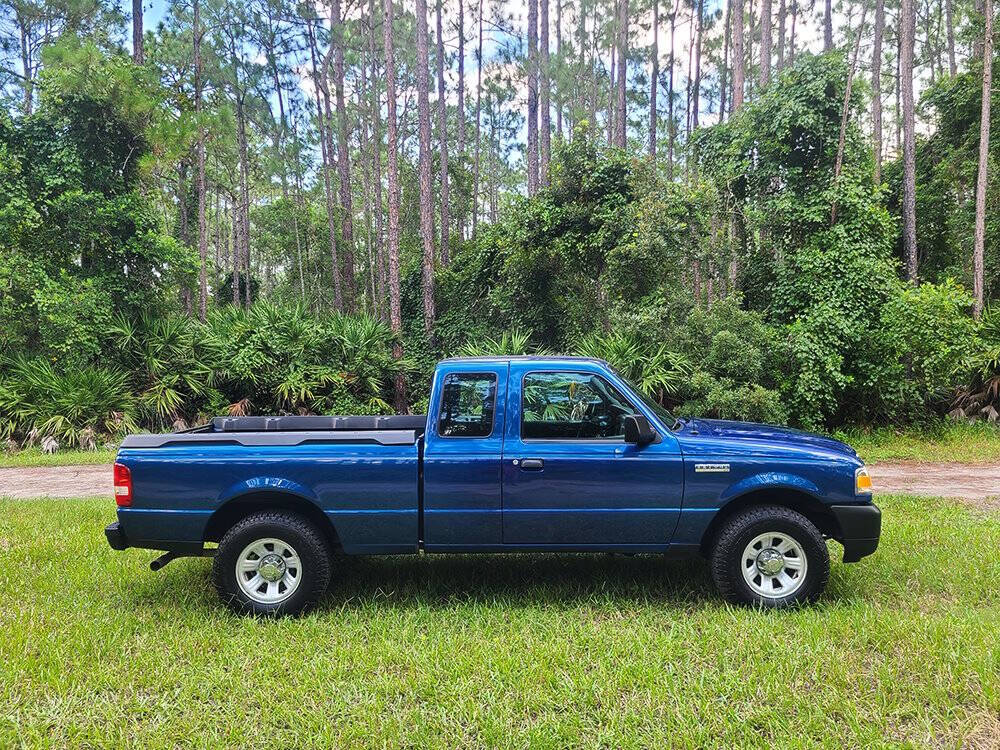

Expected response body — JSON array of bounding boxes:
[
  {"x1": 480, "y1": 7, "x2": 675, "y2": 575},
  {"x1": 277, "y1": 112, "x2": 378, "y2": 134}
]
[
  {"x1": 207, "y1": 302, "x2": 405, "y2": 416},
  {"x1": 457, "y1": 328, "x2": 549, "y2": 357},
  {"x1": 110, "y1": 312, "x2": 223, "y2": 429},
  {"x1": 0, "y1": 357, "x2": 138, "y2": 445},
  {"x1": 575, "y1": 330, "x2": 692, "y2": 402}
]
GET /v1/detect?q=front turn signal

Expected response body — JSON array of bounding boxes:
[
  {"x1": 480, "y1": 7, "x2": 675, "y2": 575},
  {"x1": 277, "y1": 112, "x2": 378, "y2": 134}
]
[{"x1": 855, "y1": 467, "x2": 873, "y2": 495}]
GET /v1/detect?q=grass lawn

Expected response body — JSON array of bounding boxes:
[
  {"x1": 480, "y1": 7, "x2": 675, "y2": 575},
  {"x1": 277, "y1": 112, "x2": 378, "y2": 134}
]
[
  {"x1": 1, "y1": 495, "x2": 998, "y2": 747},
  {"x1": 835, "y1": 421, "x2": 1000, "y2": 464},
  {"x1": 0, "y1": 447, "x2": 117, "y2": 468}
]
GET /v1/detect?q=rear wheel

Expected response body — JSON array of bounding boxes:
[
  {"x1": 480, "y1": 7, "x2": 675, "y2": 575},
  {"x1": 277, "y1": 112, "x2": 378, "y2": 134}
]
[
  {"x1": 710, "y1": 505, "x2": 830, "y2": 608},
  {"x1": 212, "y1": 511, "x2": 331, "y2": 616}
]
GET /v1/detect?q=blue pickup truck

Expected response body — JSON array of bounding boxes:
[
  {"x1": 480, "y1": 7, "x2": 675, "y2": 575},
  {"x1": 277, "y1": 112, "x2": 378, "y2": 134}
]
[{"x1": 105, "y1": 356, "x2": 880, "y2": 615}]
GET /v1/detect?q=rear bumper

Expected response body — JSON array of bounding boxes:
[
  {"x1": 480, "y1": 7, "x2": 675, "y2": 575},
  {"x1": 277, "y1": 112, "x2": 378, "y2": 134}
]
[
  {"x1": 830, "y1": 502, "x2": 881, "y2": 562},
  {"x1": 105, "y1": 521, "x2": 129, "y2": 551}
]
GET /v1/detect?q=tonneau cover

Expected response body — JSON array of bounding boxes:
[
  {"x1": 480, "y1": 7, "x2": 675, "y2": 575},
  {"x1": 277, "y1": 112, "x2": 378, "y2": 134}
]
[{"x1": 209, "y1": 415, "x2": 427, "y2": 433}]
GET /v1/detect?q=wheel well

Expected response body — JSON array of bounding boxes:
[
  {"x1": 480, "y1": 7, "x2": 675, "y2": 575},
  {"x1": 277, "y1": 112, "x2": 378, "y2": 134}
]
[
  {"x1": 698, "y1": 488, "x2": 842, "y2": 556},
  {"x1": 203, "y1": 491, "x2": 342, "y2": 553}
]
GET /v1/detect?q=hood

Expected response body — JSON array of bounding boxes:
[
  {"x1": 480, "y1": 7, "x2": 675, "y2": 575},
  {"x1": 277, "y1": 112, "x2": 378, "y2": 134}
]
[{"x1": 675, "y1": 418, "x2": 858, "y2": 459}]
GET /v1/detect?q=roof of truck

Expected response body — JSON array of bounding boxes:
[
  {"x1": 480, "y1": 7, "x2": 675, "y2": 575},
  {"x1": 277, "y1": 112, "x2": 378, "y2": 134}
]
[{"x1": 439, "y1": 355, "x2": 610, "y2": 365}]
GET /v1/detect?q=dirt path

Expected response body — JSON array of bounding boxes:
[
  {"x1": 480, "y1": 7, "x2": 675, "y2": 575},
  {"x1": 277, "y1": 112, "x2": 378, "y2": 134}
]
[
  {"x1": 2, "y1": 461, "x2": 1000, "y2": 504},
  {"x1": 0, "y1": 464, "x2": 111, "y2": 499}
]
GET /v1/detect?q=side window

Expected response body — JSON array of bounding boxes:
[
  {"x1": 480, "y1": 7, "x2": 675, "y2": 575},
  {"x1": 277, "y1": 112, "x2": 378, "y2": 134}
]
[
  {"x1": 437, "y1": 373, "x2": 498, "y2": 438},
  {"x1": 522, "y1": 371, "x2": 636, "y2": 440}
]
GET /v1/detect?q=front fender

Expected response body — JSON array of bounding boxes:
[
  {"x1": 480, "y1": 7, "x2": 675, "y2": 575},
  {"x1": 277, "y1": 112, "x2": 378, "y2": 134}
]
[{"x1": 719, "y1": 471, "x2": 822, "y2": 503}]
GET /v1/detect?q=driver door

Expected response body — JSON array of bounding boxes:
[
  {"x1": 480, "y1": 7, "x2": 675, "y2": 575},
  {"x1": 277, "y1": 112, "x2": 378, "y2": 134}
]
[{"x1": 501, "y1": 363, "x2": 683, "y2": 548}]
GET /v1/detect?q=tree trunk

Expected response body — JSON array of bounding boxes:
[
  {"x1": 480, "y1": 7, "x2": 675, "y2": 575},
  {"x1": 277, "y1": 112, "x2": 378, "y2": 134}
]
[
  {"x1": 692, "y1": 0, "x2": 702, "y2": 132},
  {"x1": 824, "y1": 0, "x2": 833, "y2": 50},
  {"x1": 788, "y1": 0, "x2": 797, "y2": 65},
  {"x1": 760, "y1": 0, "x2": 771, "y2": 86},
  {"x1": 615, "y1": 0, "x2": 628, "y2": 147},
  {"x1": 415, "y1": 0, "x2": 437, "y2": 334},
  {"x1": 194, "y1": 0, "x2": 207, "y2": 321},
  {"x1": 556, "y1": 0, "x2": 563, "y2": 137},
  {"x1": 369, "y1": 0, "x2": 387, "y2": 315},
  {"x1": 831, "y1": 6, "x2": 868, "y2": 224},
  {"x1": 457, "y1": 0, "x2": 466, "y2": 238},
  {"x1": 436, "y1": 0, "x2": 451, "y2": 263},
  {"x1": 901, "y1": 0, "x2": 919, "y2": 282},
  {"x1": 132, "y1": 0, "x2": 144, "y2": 64},
  {"x1": 308, "y1": 18, "x2": 344, "y2": 311},
  {"x1": 540, "y1": 0, "x2": 551, "y2": 184},
  {"x1": 608, "y1": 34, "x2": 617, "y2": 146},
  {"x1": 472, "y1": 0, "x2": 484, "y2": 238},
  {"x1": 720, "y1": 0, "x2": 731, "y2": 120},
  {"x1": 776, "y1": 0, "x2": 786, "y2": 71},
  {"x1": 974, "y1": 0, "x2": 993, "y2": 317},
  {"x1": 382, "y1": 0, "x2": 407, "y2": 411},
  {"x1": 667, "y1": 1, "x2": 677, "y2": 178},
  {"x1": 945, "y1": 0, "x2": 957, "y2": 75},
  {"x1": 236, "y1": 97, "x2": 252, "y2": 307},
  {"x1": 732, "y1": 0, "x2": 745, "y2": 110},
  {"x1": 649, "y1": 0, "x2": 659, "y2": 157},
  {"x1": 873, "y1": 0, "x2": 884, "y2": 182},
  {"x1": 332, "y1": 0, "x2": 356, "y2": 309},
  {"x1": 527, "y1": 0, "x2": 539, "y2": 194}
]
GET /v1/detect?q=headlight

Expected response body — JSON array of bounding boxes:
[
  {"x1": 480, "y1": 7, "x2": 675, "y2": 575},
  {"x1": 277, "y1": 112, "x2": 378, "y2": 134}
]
[{"x1": 855, "y1": 466, "x2": 873, "y2": 495}]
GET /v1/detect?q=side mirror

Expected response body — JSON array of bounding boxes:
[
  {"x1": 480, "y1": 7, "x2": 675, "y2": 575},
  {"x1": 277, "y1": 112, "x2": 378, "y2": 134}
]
[{"x1": 624, "y1": 414, "x2": 656, "y2": 446}]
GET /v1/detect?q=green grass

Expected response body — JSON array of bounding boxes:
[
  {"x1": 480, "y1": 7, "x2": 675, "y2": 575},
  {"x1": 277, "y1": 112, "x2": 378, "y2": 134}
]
[
  {"x1": 835, "y1": 421, "x2": 1000, "y2": 463},
  {"x1": 0, "y1": 447, "x2": 116, "y2": 468},
  {"x1": 1, "y1": 495, "x2": 998, "y2": 747}
]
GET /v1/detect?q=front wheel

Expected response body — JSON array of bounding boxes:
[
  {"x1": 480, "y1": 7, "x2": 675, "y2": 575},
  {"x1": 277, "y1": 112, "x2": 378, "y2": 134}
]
[
  {"x1": 710, "y1": 505, "x2": 830, "y2": 608},
  {"x1": 212, "y1": 511, "x2": 332, "y2": 616}
]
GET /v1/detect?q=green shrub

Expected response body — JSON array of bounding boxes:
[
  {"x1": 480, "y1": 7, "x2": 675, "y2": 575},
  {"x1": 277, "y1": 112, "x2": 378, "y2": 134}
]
[
  {"x1": 0, "y1": 357, "x2": 137, "y2": 445},
  {"x1": 678, "y1": 371, "x2": 788, "y2": 424},
  {"x1": 109, "y1": 312, "x2": 223, "y2": 428},
  {"x1": 880, "y1": 279, "x2": 977, "y2": 402}
]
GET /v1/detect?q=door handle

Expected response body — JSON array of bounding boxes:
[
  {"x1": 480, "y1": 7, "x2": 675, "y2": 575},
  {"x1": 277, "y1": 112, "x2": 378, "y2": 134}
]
[{"x1": 519, "y1": 458, "x2": 544, "y2": 470}]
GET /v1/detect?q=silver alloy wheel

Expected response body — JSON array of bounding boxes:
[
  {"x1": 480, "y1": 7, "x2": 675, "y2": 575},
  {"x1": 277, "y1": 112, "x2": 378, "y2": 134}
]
[
  {"x1": 740, "y1": 531, "x2": 808, "y2": 599},
  {"x1": 236, "y1": 537, "x2": 302, "y2": 605}
]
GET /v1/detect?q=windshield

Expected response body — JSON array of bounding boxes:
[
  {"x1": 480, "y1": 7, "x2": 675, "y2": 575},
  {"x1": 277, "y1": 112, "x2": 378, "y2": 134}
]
[{"x1": 610, "y1": 367, "x2": 681, "y2": 430}]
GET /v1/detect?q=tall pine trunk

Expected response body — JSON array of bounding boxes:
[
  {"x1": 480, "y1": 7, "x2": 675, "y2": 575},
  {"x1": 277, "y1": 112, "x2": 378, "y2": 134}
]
[
  {"x1": 527, "y1": 0, "x2": 539, "y2": 194},
  {"x1": 472, "y1": 0, "x2": 484, "y2": 238},
  {"x1": 382, "y1": 0, "x2": 406, "y2": 411},
  {"x1": 308, "y1": 18, "x2": 343, "y2": 311},
  {"x1": 540, "y1": 0, "x2": 551, "y2": 184},
  {"x1": 974, "y1": 0, "x2": 993, "y2": 316},
  {"x1": 332, "y1": 0, "x2": 356, "y2": 309},
  {"x1": 824, "y1": 0, "x2": 833, "y2": 50},
  {"x1": 760, "y1": 0, "x2": 771, "y2": 85},
  {"x1": 615, "y1": 0, "x2": 628, "y2": 147},
  {"x1": 732, "y1": 0, "x2": 745, "y2": 110},
  {"x1": 776, "y1": 0, "x2": 785, "y2": 71},
  {"x1": 873, "y1": 0, "x2": 884, "y2": 182},
  {"x1": 436, "y1": 0, "x2": 451, "y2": 263},
  {"x1": 194, "y1": 0, "x2": 207, "y2": 320},
  {"x1": 415, "y1": 0, "x2": 437, "y2": 333},
  {"x1": 132, "y1": 0, "x2": 144, "y2": 63},
  {"x1": 720, "y1": 0, "x2": 731, "y2": 120},
  {"x1": 649, "y1": 0, "x2": 658, "y2": 157},
  {"x1": 667, "y1": 0, "x2": 677, "y2": 178},
  {"x1": 945, "y1": 0, "x2": 957, "y2": 75},
  {"x1": 901, "y1": 0, "x2": 919, "y2": 281},
  {"x1": 457, "y1": 0, "x2": 466, "y2": 238}
]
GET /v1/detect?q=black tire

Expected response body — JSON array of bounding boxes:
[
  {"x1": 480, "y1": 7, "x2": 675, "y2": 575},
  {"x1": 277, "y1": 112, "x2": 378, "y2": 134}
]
[
  {"x1": 710, "y1": 505, "x2": 830, "y2": 608},
  {"x1": 212, "y1": 511, "x2": 331, "y2": 617}
]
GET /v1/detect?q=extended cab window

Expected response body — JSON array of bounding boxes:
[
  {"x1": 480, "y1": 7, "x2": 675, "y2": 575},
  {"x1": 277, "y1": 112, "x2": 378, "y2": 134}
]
[
  {"x1": 437, "y1": 373, "x2": 497, "y2": 437},
  {"x1": 522, "y1": 371, "x2": 635, "y2": 440}
]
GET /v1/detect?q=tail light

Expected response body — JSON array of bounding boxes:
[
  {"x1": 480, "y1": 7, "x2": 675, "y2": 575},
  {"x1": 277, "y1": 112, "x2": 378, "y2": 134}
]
[{"x1": 113, "y1": 463, "x2": 132, "y2": 507}]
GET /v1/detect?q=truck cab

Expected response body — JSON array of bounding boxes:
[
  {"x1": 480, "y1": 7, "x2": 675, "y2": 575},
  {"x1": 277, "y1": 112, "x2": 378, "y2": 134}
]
[{"x1": 106, "y1": 356, "x2": 881, "y2": 615}]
